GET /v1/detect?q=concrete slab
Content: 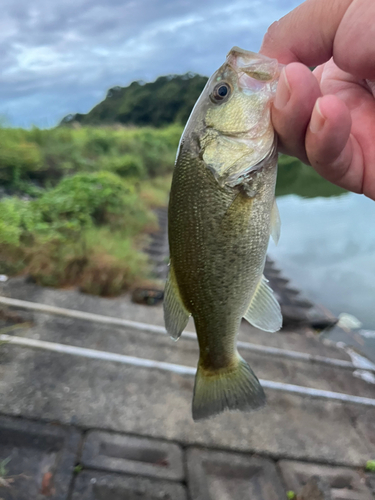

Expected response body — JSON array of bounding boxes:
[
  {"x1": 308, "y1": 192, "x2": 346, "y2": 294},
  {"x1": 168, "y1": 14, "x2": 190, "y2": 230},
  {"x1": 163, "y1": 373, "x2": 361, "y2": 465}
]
[
  {"x1": 0, "y1": 415, "x2": 81, "y2": 500},
  {"x1": 71, "y1": 471, "x2": 188, "y2": 500},
  {"x1": 297, "y1": 477, "x2": 332, "y2": 500},
  {"x1": 0, "y1": 277, "x2": 168, "y2": 328},
  {"x1": 365, "y1": 474, "x2": 375, "y2": 495},
  {"x1": 0, "y1": 344, "x2": 373, "y2": 467},
  {"x1": 238, "y1": 321, "x2": 350, "y2": 361},
  {"x1": 81, "y1": 431, "x2": 184, "y2": 481},
  {"x1": 5, "y1": 303, "x2": 374, "y2": 398},
  {"x1": 0, "y1": 277, "x2": 351, "y2": 361},
  {"x1": 344, "y1": 406, "x2": 375, "y2": 453},
  {"x1": 1, "y1": 278, "x2": 374, "y2": 470},
  {"x1": 186, "y1": 448, "x2": 285, "y2": 500},
  {"x1": 278, "y1": 460, "x2": 373, "y2": 500}
]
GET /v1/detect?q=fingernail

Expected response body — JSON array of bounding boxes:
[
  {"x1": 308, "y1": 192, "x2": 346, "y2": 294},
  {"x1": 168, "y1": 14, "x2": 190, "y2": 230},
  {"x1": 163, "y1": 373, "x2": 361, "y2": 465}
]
[
  {"x1": 309, "y1": 98, "x2": 326, "y2": 133},
  {"x1": 274, "y1": 67, "x2": 291, "y2": 110}
]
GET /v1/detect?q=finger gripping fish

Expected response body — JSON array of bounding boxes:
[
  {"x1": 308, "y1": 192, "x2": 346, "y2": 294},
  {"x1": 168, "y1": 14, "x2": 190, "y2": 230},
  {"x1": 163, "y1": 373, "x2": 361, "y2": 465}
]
[{"x1": 164, "y1": 47, "x2": 283, "y2": 421}]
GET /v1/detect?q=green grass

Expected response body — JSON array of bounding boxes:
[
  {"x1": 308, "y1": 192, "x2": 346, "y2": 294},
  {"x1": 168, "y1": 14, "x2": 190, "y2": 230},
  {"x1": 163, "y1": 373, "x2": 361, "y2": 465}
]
[
  {"x1": 73, "y1": 464, "x2": 83, "y2": 475},
  {"x1": 0, "y1": 457, "x2": 11, "y2": 478}
]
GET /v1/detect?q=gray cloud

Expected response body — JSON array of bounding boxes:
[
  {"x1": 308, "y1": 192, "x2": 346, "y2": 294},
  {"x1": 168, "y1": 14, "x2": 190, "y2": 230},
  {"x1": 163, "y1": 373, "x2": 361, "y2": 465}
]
[{"x1": 0, "y1": 0, "x2": 301, "y2": 127}]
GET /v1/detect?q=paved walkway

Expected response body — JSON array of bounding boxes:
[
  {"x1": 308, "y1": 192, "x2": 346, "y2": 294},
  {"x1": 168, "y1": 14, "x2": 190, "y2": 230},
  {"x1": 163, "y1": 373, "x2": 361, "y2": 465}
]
[{"x1": 0, "y1": 277, "x2": 374, "y2": 499}]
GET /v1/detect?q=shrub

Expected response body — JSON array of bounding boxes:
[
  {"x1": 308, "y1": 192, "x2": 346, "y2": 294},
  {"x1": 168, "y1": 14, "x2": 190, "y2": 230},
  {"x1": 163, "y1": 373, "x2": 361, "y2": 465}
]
[
  {"x1": 35, "y1": 171, "x2": 154, "y2": 232},
  {"x1": 0, "y1": 137, "x2": 43, "y2": 185},
  {"x1": 0, "y1": 197, "x2": 41, "y2": 246},
  {"x1": 103, "y1": 154, "x2": 146, "y2": 178},
  {"x1": 78, "y1": 228, "x2": 151, "y2": 295},
  {"x1": 0, "y1": 171, "x2": 157, "y2": 292},
  {"x1": 0, "y1": 125, "x2": 182, "y2": 191}
]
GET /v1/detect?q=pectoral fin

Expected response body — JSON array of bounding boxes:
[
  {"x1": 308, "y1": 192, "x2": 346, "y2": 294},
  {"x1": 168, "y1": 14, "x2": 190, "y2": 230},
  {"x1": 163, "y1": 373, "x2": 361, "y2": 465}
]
[
  {"x1": 163, "y1": 262, "x2": 190, "y2": 341},
  {"x1": 270, "y1": 198, "x2": 281, "y2": 245},
  {"x1": 244, "y1": 275, "x2": 282, "y2": 332}
]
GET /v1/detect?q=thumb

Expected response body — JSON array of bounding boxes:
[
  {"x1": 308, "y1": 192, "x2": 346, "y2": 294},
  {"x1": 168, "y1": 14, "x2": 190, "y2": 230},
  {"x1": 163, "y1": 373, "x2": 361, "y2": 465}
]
[{"x1": 260, "y1": 0, "x2": 351, "y2": 66}]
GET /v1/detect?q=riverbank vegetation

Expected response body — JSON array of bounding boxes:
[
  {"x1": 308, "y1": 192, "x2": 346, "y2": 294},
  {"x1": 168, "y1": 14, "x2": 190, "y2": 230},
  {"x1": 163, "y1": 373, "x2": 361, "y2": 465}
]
[
  {"x1": 0, "y1": 91, "x2": 346, "y2": 295},
  {"x1": 0, "y1": 125, "x2": 177, "y2": 294}
]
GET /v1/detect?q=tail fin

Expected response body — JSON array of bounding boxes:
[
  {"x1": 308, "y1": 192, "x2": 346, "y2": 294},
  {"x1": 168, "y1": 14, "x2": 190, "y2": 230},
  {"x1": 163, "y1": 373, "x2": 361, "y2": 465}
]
[{"x1": 192, "y1": 355, "x2": 266, "y2": 421}]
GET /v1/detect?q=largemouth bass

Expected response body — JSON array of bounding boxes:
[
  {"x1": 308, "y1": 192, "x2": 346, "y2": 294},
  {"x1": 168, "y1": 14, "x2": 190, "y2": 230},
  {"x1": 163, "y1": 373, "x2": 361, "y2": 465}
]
[{"x1": 164, "y1": 47, "x2": 283, "y2": 421}]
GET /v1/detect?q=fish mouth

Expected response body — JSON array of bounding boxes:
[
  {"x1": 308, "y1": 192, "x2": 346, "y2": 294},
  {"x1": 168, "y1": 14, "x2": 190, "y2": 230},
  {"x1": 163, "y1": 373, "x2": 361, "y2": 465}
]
[{"x1": 226, "y1": 46, "x2": 282, "y2": 91}]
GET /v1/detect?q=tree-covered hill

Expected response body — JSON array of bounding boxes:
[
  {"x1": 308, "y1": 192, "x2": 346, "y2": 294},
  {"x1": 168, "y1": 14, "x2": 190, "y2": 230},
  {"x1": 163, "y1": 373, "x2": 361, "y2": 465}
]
[{"x1": 60, "y1": 73, "x2": 208, "y2": 128}]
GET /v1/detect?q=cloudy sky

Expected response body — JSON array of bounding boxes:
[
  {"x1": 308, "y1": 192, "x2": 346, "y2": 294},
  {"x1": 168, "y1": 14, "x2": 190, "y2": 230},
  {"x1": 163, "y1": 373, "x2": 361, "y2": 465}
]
[{"x1": 0, "y1": 0, "x2": 301, "y2": 128}]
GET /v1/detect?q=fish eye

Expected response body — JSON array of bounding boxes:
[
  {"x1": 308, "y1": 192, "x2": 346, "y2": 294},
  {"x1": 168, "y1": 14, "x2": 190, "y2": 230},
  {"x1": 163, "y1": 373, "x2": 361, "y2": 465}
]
[{"x1": 211, "y1": 82, "x2": 231, "y2": 103}]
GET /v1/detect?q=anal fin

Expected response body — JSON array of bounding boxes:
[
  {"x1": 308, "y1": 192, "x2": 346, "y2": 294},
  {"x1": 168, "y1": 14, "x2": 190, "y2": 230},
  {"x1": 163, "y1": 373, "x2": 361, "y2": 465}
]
[
  {"x1": 244, "y1": 275, "x2": 282, "y2": 332},
  {"x1": 163, "y1": 262, "x2": 190, "y2": 340}
]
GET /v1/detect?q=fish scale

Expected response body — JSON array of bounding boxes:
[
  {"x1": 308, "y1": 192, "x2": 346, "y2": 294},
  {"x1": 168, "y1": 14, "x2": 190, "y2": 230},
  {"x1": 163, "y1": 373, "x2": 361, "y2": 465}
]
[
  {"x1": 170, "y1": 148, "x2": 277, "y2": 361},
  {"x1": 164, "y1": 47, "x2": 283, "y2": 421}
]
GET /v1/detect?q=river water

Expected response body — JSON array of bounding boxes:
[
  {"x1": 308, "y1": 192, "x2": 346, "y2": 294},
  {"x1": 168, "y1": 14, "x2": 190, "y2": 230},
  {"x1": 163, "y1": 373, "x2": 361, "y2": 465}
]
[{"x1": 268, "y1": 190, "x2": 375, "y2": 362}]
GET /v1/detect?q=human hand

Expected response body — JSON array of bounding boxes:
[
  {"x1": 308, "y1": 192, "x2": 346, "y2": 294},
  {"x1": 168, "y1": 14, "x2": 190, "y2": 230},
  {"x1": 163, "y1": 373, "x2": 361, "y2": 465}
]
[{"x1": 260, "y1": 0, "x2": 375, "y2": 200}]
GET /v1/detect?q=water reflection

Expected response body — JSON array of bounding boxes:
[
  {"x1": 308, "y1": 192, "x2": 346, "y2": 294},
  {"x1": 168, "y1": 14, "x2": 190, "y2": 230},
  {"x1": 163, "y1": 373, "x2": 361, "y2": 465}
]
[
  {"x1": 269, "y1": 192, "x2": 375, "y2": 329},
  {"x1": 275, "y1": 155, "x2": 347, "y2": 198}
]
